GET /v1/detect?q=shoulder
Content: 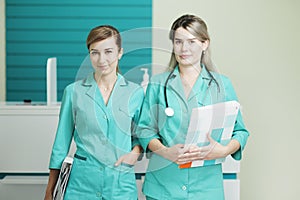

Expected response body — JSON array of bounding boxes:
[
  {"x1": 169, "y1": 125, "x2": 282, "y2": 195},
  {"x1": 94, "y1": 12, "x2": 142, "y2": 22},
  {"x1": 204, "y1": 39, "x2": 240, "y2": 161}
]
[
  {"x1": 126, "y1": 79, "x2": 143, "y2": 91},
  {"x1": 61, "y1": 82, "x2": 75, "y2": 96},
  {"x1": 210, "y1": 71, "x2": 233, "y2": 87},
  {"x1": 119, "y1": 75, "x2": 143, "y2": 91},
  {"x1": 150, "y1": 71, "x2": 171, "y2": 83},
  {"x1": 211, "y1": 72, "x2": 238, "y2": 100},
  {"x1": 118, "y1": 75, "x2": 144, "y2": 98}
]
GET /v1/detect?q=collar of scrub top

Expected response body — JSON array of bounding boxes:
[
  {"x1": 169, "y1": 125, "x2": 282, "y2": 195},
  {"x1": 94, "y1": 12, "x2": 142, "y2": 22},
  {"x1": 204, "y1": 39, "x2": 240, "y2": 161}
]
[
  {"x1": 168, "y1": 65, "x2": 212, "y2": 82},
  {"x1": 82, "y1": 73, "x2": 128, "y2": 87},
  {"x1": 81, "y1": 73, "x2": 128, "y2": 109},
  {"x1": 164, "y1": 65, "x2": 212, "y2": 117}
]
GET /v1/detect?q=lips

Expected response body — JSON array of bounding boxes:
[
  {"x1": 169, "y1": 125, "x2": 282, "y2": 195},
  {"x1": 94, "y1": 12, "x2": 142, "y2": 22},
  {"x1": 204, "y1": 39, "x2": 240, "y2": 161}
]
[
  {"x1": 179, "y1": 55, "x2": 190, "y2": 59},
  {"x1": 98, "y1": 65, "x2": 108, "y2": 70}
]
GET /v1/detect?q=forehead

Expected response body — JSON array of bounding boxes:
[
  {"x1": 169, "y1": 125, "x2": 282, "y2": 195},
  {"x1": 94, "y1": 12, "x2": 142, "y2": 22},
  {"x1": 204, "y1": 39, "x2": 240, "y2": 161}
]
[
  {"x1": 174, "y1": 27, "x2": 196, "y2": 40},
  {"x1": 89, "y1": 36, "x2": 117, "y2": 50}
]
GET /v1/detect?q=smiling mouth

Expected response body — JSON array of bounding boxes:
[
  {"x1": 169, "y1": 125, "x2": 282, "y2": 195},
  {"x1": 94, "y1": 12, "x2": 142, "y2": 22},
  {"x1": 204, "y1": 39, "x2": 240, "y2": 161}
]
[
  {"x1": 179, "y1": 55, "x2": 190, "y2": 59},
  {"x1": 98, "y1": 65, "x2": 108, "y2": 69}
]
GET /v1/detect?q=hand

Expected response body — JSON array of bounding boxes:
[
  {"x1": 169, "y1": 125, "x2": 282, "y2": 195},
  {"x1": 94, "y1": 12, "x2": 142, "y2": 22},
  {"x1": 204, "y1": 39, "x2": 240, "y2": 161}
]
[
  {"x1": 114, "y1": 146, "x2": 142, "y2": 167},
  {"x1": 44, "y1": 191, "x2": 53, "y2": 200},
  {"x1": 177, "y1": 134, "x2": 228, "y2": 164},
  {"x1": 158, "y1": 144, "x2": 185, "y2": 164}
]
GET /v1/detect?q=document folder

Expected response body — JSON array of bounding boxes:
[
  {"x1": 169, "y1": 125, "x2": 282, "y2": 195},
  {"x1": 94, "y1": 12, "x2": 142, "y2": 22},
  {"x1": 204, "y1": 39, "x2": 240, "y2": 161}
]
[
  {"x1": 179, "y1": 101, "x2": 240, "y2": 168},
  {"x1": 52, "y1": 156, "x2": 73, "y2": 200}
]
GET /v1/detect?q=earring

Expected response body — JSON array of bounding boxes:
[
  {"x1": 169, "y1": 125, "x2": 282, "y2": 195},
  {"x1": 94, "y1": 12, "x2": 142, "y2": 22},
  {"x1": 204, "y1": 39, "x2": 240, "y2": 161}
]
[{"x1": 203, "y1": 50, "x2": 206, "y2": 55}]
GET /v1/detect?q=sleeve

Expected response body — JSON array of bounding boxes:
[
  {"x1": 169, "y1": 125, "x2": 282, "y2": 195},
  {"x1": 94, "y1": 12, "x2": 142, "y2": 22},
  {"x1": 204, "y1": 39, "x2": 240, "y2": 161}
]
[
  {"x1": 130, "y1": 86, "x2": 145, "y2": 148},
  {"x1": 223, "y1": 77, "x2": 250, "y2": 160},
  {"x1": 136, "y1": 81, "x2": 161, "y2": 151},
  {"x1": 49, "y1": 84, "x2": 75, "y2": 169}
]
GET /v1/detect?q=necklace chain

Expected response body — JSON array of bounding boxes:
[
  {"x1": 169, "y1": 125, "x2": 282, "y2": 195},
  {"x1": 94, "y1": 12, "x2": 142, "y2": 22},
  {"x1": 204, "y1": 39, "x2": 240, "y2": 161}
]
[{"x1": 95, "y1": 74, "x2": 117, "y2": 93}]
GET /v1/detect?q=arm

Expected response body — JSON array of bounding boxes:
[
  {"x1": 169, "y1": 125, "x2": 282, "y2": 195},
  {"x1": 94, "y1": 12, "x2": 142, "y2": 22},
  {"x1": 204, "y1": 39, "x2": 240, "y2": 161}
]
[
  {"x1": 130, "y1": 86, "x2": 145, "y2": 149},
  {"x1": 148, "y1": 138, "x2": 185, "y2": 163},
  {"x1": 178, "y1": 76, "x2": 249, "y2": 164},
  {"x1": 115, "y1": 86, "x2": 144, "y2": 167},
  {"x1": 177, "y1": 136, "x2": 241, "y2": 164},
  {"x1": 115, "y1": 145, "x2": 143, "y2": 167},
  {"x1": 44, "y1": 169, "x2": 60, "y2": 200},
  {"x1": 49, "y1": 85, "x2": 75, "y2": 169},
  {"x1": 45, "y1": 85, "x2": 75, "y2": 198}
]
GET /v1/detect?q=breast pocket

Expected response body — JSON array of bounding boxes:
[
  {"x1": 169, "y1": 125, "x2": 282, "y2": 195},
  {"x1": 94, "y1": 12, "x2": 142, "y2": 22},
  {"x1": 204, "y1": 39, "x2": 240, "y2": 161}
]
[{"x1": 115, "y1": 106, "x2": 134, "y2": 135}]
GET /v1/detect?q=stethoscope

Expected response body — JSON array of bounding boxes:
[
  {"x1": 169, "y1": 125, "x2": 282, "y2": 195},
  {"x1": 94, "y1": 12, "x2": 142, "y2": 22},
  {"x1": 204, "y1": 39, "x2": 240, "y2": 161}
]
[{"x1": 164, "y1": 65, "x2": 220, "y2": 117}]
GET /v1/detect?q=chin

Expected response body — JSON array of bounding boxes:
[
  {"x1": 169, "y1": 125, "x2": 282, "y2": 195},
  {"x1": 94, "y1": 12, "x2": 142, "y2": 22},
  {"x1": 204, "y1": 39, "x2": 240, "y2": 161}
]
[{"x1": 179, "y1": 61, "x2": 193, "y2": 66}]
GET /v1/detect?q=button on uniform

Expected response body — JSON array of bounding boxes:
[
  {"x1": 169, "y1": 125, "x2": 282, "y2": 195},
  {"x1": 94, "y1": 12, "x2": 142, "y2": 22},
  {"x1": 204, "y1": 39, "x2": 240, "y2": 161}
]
[
  {"x1": 182, "y1": 185, "x2": 187, "y2": 191},
  {"x1": 96, "y1": 192, "x2": 102, "y2": 198}
]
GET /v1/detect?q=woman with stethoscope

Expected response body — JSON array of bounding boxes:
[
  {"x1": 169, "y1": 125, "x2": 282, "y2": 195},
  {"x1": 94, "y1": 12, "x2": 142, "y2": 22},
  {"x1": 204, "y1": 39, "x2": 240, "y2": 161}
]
[{"x1": 137, "y1": 14, "x2": 249, "y2": 199}]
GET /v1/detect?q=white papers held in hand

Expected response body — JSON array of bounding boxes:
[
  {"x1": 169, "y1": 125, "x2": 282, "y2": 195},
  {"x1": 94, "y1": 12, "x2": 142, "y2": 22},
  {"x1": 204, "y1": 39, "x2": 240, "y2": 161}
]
[
  {"x1": 52, "y1": 156, "x2": 73, "y2": 200},
  {"x1": 180, "y1": 100, "x2": 240, "y2": 168}
]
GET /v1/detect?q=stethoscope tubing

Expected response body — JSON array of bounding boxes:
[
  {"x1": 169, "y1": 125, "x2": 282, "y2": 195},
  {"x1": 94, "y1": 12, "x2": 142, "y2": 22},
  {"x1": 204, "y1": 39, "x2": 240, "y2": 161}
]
[
  {"x1": 164, "y1": 66, "x2": 220, "y2": 117},
  {"x1": 164, "y1": 68, "x2": 176, "y2": 109}
]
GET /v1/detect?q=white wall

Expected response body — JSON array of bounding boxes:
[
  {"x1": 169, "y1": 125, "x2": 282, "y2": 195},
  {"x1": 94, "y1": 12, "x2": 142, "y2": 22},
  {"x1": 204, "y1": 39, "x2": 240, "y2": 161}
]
[
  {"x1": 153, "y1": 0, "x2": 300, "y2": 199},
  {"x1": 0, "y1": 0, "x2": 5, "y2": 101}
]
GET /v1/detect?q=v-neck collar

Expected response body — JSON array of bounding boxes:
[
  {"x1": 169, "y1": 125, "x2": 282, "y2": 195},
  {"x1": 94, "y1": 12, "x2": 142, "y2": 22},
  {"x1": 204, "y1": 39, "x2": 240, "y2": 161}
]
[
  {"x1": 83, "y1": 73, "x2": 128, "y2": 110},
  {"x1": 167, "y1": 65, "x2": 212, "y2": 103}
]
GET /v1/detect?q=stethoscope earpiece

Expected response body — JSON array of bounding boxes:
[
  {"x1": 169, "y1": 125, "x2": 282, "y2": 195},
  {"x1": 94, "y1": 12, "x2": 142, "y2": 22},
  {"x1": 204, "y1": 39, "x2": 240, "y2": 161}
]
[{"x1": 165, "y1": 107, "x2": 174, "y2": 117}]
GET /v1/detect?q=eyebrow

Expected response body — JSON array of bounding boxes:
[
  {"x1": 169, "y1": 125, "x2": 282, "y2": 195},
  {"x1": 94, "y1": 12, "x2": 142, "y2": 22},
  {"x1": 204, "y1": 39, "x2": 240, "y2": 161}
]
[
  {"x1": 174, "y1": 37, "x2": 197, "y2": 41},
  {"x1": 90, "y1": 47, "x2": 114, "y2": 51}
]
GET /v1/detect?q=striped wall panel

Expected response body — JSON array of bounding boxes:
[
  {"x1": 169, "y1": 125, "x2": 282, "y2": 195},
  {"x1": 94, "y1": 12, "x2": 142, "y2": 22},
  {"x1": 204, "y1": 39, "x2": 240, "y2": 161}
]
[{"x1": 6, "y1": 0, "x2": 152, "y2": 101}]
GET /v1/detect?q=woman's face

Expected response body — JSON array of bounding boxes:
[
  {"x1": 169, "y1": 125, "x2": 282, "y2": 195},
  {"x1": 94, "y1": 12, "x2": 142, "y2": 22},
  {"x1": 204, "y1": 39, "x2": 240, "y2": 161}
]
[
  {"x1": 89, "y1": 36, "x2": 123, "y2": 76},
  {"x1": 173, "y1": 27, "x2": 208, "y2": 68}
]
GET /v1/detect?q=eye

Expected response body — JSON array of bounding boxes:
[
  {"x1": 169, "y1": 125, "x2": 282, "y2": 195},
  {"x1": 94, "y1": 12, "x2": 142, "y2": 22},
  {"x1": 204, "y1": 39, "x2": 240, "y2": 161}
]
[
  {"x1": 189, "y1": 40, "x2": 196, "y2": 44},
  {"x1": 175, "y1": 40, "x2": 182, "y2": 45},
  {"x1": 105, "y1": 50, "x2": 113, "y2": 54},
  {"x1": 90, "y1": 51, "x2": 99, "y2": 56}
]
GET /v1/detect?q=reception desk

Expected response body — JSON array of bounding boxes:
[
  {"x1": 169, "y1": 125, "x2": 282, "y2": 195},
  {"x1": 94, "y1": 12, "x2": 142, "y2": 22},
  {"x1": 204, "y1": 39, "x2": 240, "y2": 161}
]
[{"x1": 0, "y1": 103, "x2": 240, "y2": 200}]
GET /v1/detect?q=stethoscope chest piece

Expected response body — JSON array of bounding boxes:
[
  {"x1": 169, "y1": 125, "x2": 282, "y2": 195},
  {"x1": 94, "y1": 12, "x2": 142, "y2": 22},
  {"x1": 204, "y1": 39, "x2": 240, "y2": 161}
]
[{"x1": 165, "y1": 107, "x2": 174, "y2": 117}]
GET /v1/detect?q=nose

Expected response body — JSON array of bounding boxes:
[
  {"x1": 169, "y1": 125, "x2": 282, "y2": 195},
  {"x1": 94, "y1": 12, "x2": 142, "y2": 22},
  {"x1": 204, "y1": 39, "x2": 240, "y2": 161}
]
[
  {"x1": 97, "y1": 52, "x2": 105, "y2": 63},
  {"x1": 181, "y1": 41, "x2": 189, "y2": 51}
]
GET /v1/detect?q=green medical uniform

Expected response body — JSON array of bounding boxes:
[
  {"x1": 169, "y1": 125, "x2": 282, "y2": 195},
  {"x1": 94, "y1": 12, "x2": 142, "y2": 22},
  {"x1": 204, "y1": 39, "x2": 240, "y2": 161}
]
[
  {"x1": 137, "y1": 66, "x2": 249, "y2": 200},
  {"x1": 49, "y1": 73, "x2": 144, "y2": 200}
]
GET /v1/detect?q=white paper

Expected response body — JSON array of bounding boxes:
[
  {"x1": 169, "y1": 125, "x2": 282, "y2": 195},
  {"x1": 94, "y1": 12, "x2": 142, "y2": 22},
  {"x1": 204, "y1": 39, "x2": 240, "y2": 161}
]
[{"x1": 182, "y1": 101, "x2": 240, "y2": 168}]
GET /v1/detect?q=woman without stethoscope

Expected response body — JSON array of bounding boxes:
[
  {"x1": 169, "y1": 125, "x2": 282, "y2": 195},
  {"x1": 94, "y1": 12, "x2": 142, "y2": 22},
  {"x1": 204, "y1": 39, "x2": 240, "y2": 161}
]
[{"x1": 137, "y1": 14, "x2": 249, "y2": 199}]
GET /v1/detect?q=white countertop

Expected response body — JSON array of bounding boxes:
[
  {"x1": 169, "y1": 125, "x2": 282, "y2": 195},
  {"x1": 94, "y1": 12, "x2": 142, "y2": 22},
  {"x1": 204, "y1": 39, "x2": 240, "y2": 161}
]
[{"x1": 0, "y1": 102, "x2": 61, "y2": 115}]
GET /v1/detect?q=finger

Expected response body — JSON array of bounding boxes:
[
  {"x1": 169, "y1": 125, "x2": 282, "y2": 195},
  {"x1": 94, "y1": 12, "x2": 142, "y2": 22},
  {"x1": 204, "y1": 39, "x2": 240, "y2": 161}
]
[
  {"x1": 200, "y1": 145, "x2": 211, "y2": 152},
  {"x1": 176, "y1": 160, "x2": 192, "y2": 165},
  {"x1": 207, "y1": 133, "x2": 216, "y2": 144},
  {"x1": 188, "y1": 148, "x2": 201, "y2": 153},
  {"x1": 178, "y1": 152, "x2": 200, "y2": 160},
  {"x1": 176, "y1": 144, "x2": 185, "y2": 149},
  {"x1": 121, "y1": 162, "x2": 134, "y2": 168},
  {"x1": 114, "y1": 157, "x2": 123, "y2": 166},
  {"x1": 177, "y1": 157, "x2": 193, "y2": 164},
  {"x1": 178, "y1": 154, "x2": 203, "y2": 163}
]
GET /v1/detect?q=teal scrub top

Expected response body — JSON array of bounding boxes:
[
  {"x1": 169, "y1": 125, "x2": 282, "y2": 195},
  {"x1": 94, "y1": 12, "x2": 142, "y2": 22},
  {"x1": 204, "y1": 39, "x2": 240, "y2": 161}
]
[
  {"x1": 137, "y1": 66, "x2": 249, "y2": 200},
  {"x1": 49, "y1": 73, "x2": 144, "y2": 200}
]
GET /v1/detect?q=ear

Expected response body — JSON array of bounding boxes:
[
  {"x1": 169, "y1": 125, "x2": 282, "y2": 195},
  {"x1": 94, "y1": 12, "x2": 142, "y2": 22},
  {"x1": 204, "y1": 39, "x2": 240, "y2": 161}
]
[
  {"x1": 202, "y1": 40, "x2": 209, "y2": 51},
  {"x1": 118, "y1": 48, "x2": 123, "y2": 60}
]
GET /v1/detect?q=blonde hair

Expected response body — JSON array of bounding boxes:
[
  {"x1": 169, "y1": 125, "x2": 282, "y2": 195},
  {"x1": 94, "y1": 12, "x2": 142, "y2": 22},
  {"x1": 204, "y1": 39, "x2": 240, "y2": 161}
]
[{"x1": 168, "y1": 14, "x2": 214, "y2": 71}]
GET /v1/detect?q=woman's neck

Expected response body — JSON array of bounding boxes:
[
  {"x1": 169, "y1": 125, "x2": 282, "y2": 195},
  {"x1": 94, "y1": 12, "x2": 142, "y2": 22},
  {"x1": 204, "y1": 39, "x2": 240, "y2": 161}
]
[
  {"x1": 179, "y1": 65, "x2": 202, "y2": 99},
  {"x1": 94, "y1": 72, "x2": 118, "y2": 91},
  {"x1": 178, "y1": 64, "x2": 202, "y2": 79}
]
